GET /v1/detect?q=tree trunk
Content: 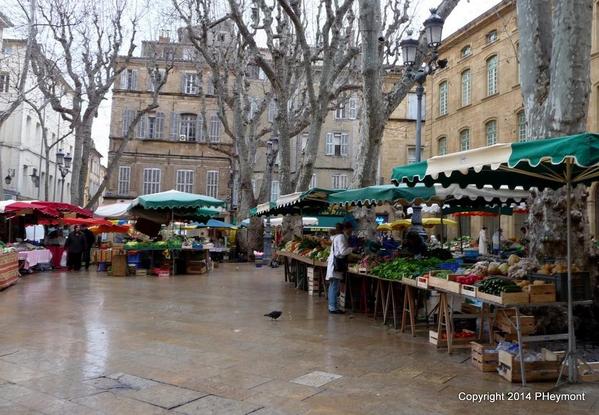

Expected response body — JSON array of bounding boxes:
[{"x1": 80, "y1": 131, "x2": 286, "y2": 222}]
[
  {"x1": 295, "y1": 113, "x2": 324, "y2": 191},
  {"x1": 352, "y1": 0, "x2": 388, "y2": 188},
  {"x1": 44, "y1": 147, "x2": 51, "y2": 201},
  {"x1": 517, "y1": 0, "x2": 593, "y2": 265}
]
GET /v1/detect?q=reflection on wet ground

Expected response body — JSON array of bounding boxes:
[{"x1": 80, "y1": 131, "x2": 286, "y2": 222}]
[{"x1": 0, "y1": 264, "x2": 597, "y2": 414}]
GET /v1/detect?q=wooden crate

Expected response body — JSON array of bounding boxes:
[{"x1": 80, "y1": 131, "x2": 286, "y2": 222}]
[
  {"x1": 461, "y1": 284, "x2": 478, "y2": 298},
  {"x1": 307, "y1": 267, "x2": 321, "y2": 296},
  {"x1": 461, "y1": 302, "x2": 481, "y2": 315},
  {"x1": 111, "y1": 254, "x2": 128, "y2": 277},
  {"x1": 416, "y1": 276, "x2": 429, "y2": 289},
  {"x1": 541, "y1": 348, "x2": 565, "y2": 362},
  {"x1": 495, "y1": 309, "x2": 535, "y2": 335},
  {"x1": 428, "y1": 275, "x2": 461, "y2": 294},
  {"x1": 497, "y1": 350, "x2": 561, "y2": 382},
  {"x1": 579, "y1": 362, "x2": 599, "y2": 382},
  {"x1": 525, "y1": 283, "x2": 557, "y2": 303},
  {"x1": 429, "y1": 329, "x2": 476, "y2": 347},
  {"x1": 477, "y1": 290, "x2": 529, "y2": 305},
  {"x1": 494, "y1": 330, "x2": 518, "y2": 343},
  {"x1": 402, "y1": 277, "x2": 419, "y2": 287},
  {"x1": 471, "y1": 342, "x2": 499, "y2": 372}
]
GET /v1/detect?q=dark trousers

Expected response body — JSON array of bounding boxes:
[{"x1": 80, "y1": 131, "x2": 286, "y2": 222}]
[
  {"x1": 67, "y1": 252, "x2": 82, "y2": 271},
  {"x1": 83, "y1": 249, "x2": 92, "y2": 270}
]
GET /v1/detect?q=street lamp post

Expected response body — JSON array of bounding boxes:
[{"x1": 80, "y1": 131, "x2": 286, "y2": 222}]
[
  {"x1": 400, "y1": 9, "x2": 446, "y2": 240},
  {"x1": 56, "y1": 149, "x2": 72, "y2": 202},
  {"x1": 263, "y1": 138, "x2": 279, "y2": 265}
]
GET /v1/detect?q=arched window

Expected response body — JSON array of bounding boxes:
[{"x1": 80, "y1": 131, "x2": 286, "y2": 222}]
[
  {"x1": 460, "y1": 129, "x2": 470, "y2": 151},
  {"x1": 517, "y1": 111, "x2": 527, "y2": 142},
  {"x1": 485, "y1": 120, "x2": 497, "y2": 145},
  {"x1": 461, "y1": 69, "x2": 471, "y2": 106},
  {"x1": 437, "y1": 136, "x2": 447, "y2": 155},
  {"x1": 179, "y1": 113, "x2": 197, "y2": 141},
  {"x1": 439, "y1": 81, "x2": 448, "y2": 116},
  {"x1": 486, "y1": 55, "x2": 498, "y2": 96}
]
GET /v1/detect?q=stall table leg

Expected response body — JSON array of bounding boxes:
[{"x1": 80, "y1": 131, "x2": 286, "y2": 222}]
[{"x1": 401, "y1": 285, "x2": 417, "y2": 336}]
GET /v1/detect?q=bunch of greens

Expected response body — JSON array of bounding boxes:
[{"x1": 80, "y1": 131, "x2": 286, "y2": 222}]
[{"x1": 371, "y1": 257, "x2": 443, "y2": 280}]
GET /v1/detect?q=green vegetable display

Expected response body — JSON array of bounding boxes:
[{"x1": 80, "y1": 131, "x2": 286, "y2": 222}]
[
  {"x1": 370, "y1": 257, "x2": 443, "y2": 280},
  {"x1": 476, "y1": 277, "x2": 522, "y2": 296}
]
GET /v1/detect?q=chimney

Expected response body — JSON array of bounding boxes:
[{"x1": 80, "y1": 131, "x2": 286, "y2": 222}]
[{"x1": 159, "y1": 29, "x2": 170, "y2": 43}]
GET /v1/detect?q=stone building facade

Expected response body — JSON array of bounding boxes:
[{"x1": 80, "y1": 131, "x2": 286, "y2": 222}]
[
  {"x1": 104, "y1": 34, "x2": 236, "y2": 218},
  {"x1": 419, "y1": 0, "x2": 599, "y2": 238}
]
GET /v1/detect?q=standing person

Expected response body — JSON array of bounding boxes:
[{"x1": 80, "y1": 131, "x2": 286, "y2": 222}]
[
  {"x1": 478, "y1": 226, "x2": 489, "y2": 255},
  {"x1": 45, "y1": 228, "x2": 66, "y2": 269},
  {"x1": 81, "y1": 225, "x2": 96, "y2": 271},
  {"x1": 492, "y1": 228, "x2": 503, "y2": 254},
  {"x1": 65, "y1": 226, "x2": 87, "y2": 271},
  {"x1": 326, "y1": 222, "x2": 353, "y2": 315}
]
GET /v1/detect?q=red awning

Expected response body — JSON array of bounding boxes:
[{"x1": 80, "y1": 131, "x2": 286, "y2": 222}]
[
  {"x1": 31, "y1": 201, "x2": 93, "y2": 218},
  {"x1": 2, "y1": 202, "x2": 60, "y2": 217}
]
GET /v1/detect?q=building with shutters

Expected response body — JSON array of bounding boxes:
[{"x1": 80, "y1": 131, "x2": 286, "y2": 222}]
[
  {"x1": 416, "y1": 0, "x2": 599, "y2": 238},
  {"x1": 104, "y1": 30, "x2": 236, "y2": 217}
]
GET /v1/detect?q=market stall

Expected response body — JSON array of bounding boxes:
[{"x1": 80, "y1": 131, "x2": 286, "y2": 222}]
[
  {"x1": 124, "y1": 190, "x2": 225, "y2": 276},
  {"x1": 391, "y1": 132, "x2": 599, "y2": 384}
]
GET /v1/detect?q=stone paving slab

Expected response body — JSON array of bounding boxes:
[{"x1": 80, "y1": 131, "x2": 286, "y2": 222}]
[
  {"x1": 290, "y1": 371, "x2": 343, "y2": 388},
  {"x1": 72, "y1": 391, "x2": 171, "y2": 414},
  {"x1": 174, "y1": 395, "x2": 261, "y2": 415},
  {"x1": 118, "y1": 383, "x2": 208, "y2": 409}
]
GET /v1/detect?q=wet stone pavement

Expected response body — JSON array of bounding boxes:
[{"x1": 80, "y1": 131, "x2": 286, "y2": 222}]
[{"x1": 0, "y1": 263, "x2": 597, "y2": 414}]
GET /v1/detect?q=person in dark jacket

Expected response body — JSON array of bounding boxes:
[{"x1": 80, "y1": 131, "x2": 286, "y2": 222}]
[
  {"x1": 81, "y1": 225, "x2": 96, "y2": 270},
  {"x1": 65, "y1": 226, "x2": 87, "y2": 271}
]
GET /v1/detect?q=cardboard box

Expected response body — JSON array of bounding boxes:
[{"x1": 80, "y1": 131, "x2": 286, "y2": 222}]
[{"x1": 111, "y1": 254, "x2": 127, "y2": 277}]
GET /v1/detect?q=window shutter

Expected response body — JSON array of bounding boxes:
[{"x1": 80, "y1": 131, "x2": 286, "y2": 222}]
[
  {"x1": 131, "y1": 70, "x2": 138, "y2": 90},
  {"x1": 180, "y1": 73, "x2": 186, "y2": 93},
  {"x1": 325, "y1": 133, "x2": 333, "y2": 155},
  {"x1": 170, "y1": 112, "x2": 179, "y2": 140},
  {"x1": 340, "y1": 133, "x2": 349, "y2": 156},
  {"x1": 121, "y1": 110, "x2": 128, "y2": 136},
  {"x1": 155, "y1": 112, "x2": 164, "y2": 139},
  {"x1": 196, "y1": 114, "x2": 204, "y2": 142},
  {"x1": 348, "y1": 97, "x2": 357, "y2": 119},
  {"x1": 119, "y1": 71, "x2": 127, "y2": 89},
  {"x1": 136, "y1": 114, "x2": 146, "y2": 139}
]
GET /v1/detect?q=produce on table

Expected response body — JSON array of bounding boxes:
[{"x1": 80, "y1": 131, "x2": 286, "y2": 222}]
[
  {"x1": 507, "y1": 257, "x2": 539, "y2": 279},
  {"x1": 429, "y1": 270, "x2": 451, "y2": 280},
  {"x1": 507, "y1": 254, "x2": 521, "y2": 266},
  {"x1": 370, "y1": 257, "x2": 443, "y2": 280},
  {"x1": 538, "y1": 261, "x2": 581, "y2": 275},
  {"x1": 426, "y1": 248, "x2": 453, "y2": 260},
  {"x1": 476, "y1": 277, "x2": 522, "y2": 296},
  {"x1": 454, "y1": 274, "x2": 484, "y2": 285}
]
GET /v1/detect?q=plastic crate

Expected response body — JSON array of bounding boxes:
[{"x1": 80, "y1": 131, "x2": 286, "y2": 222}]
[
  {"x1": 439, "y1": 261, "x2": 460, "y2": 272},
  {"x1": 127, "y1": 252, "x2": 142, "y2": 266}
]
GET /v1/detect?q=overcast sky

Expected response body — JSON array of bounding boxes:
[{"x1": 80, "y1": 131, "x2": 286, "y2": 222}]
[{"x1": 10, "y1": 0, "x2": 502, "y2": 164}]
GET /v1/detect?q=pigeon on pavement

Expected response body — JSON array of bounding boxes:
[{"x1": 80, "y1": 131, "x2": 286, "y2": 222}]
[{"x1": 264, "y1": 311, "x2": 282, "y2": 320}]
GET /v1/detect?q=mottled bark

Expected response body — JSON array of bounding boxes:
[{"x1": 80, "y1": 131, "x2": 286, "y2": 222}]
[
  {"x1": 517, "y1": 0, "x2": 593, "y2": 265},
  {"x1": 352, "y1": 0, "x2": 460, "y2": 188}
]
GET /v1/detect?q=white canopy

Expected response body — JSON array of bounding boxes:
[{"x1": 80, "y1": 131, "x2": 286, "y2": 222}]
[{"x1": 94, "y1": 202, "x2": 131, "y2": 218}]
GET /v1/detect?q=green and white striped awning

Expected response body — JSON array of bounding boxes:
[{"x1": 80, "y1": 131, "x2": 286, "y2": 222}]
[
  {"x1": 327, "y1": 184, "x2": 529, "y2": 207},
  {"x1": 391, "y1": 133, "x2": 599, "y2": 189}
]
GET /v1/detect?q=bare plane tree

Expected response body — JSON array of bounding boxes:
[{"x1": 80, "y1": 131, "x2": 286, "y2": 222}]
[
  {"x1": 174, "y1": 0, "x2": 277, "y2": 253},
  {"x1": 517, "y1": 0, "x2": 593, "y2": 265},
  {"x1": 30, "y1": 0, "x2": 138, "y2": 206},
  {"x1": 352, "y1": 0, "x2": 460, "y2": 188}
]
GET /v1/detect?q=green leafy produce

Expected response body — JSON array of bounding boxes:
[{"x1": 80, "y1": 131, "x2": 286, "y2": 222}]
[
  {"x1": 476, "y1": 277, "x2": 522, "y2": 296},
  {"x1": 426, "y1": 248, "x2": 452, "y2": 260},
  {"x1": 371, "y1": 257, "x2": 443, "y2": 280}
]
